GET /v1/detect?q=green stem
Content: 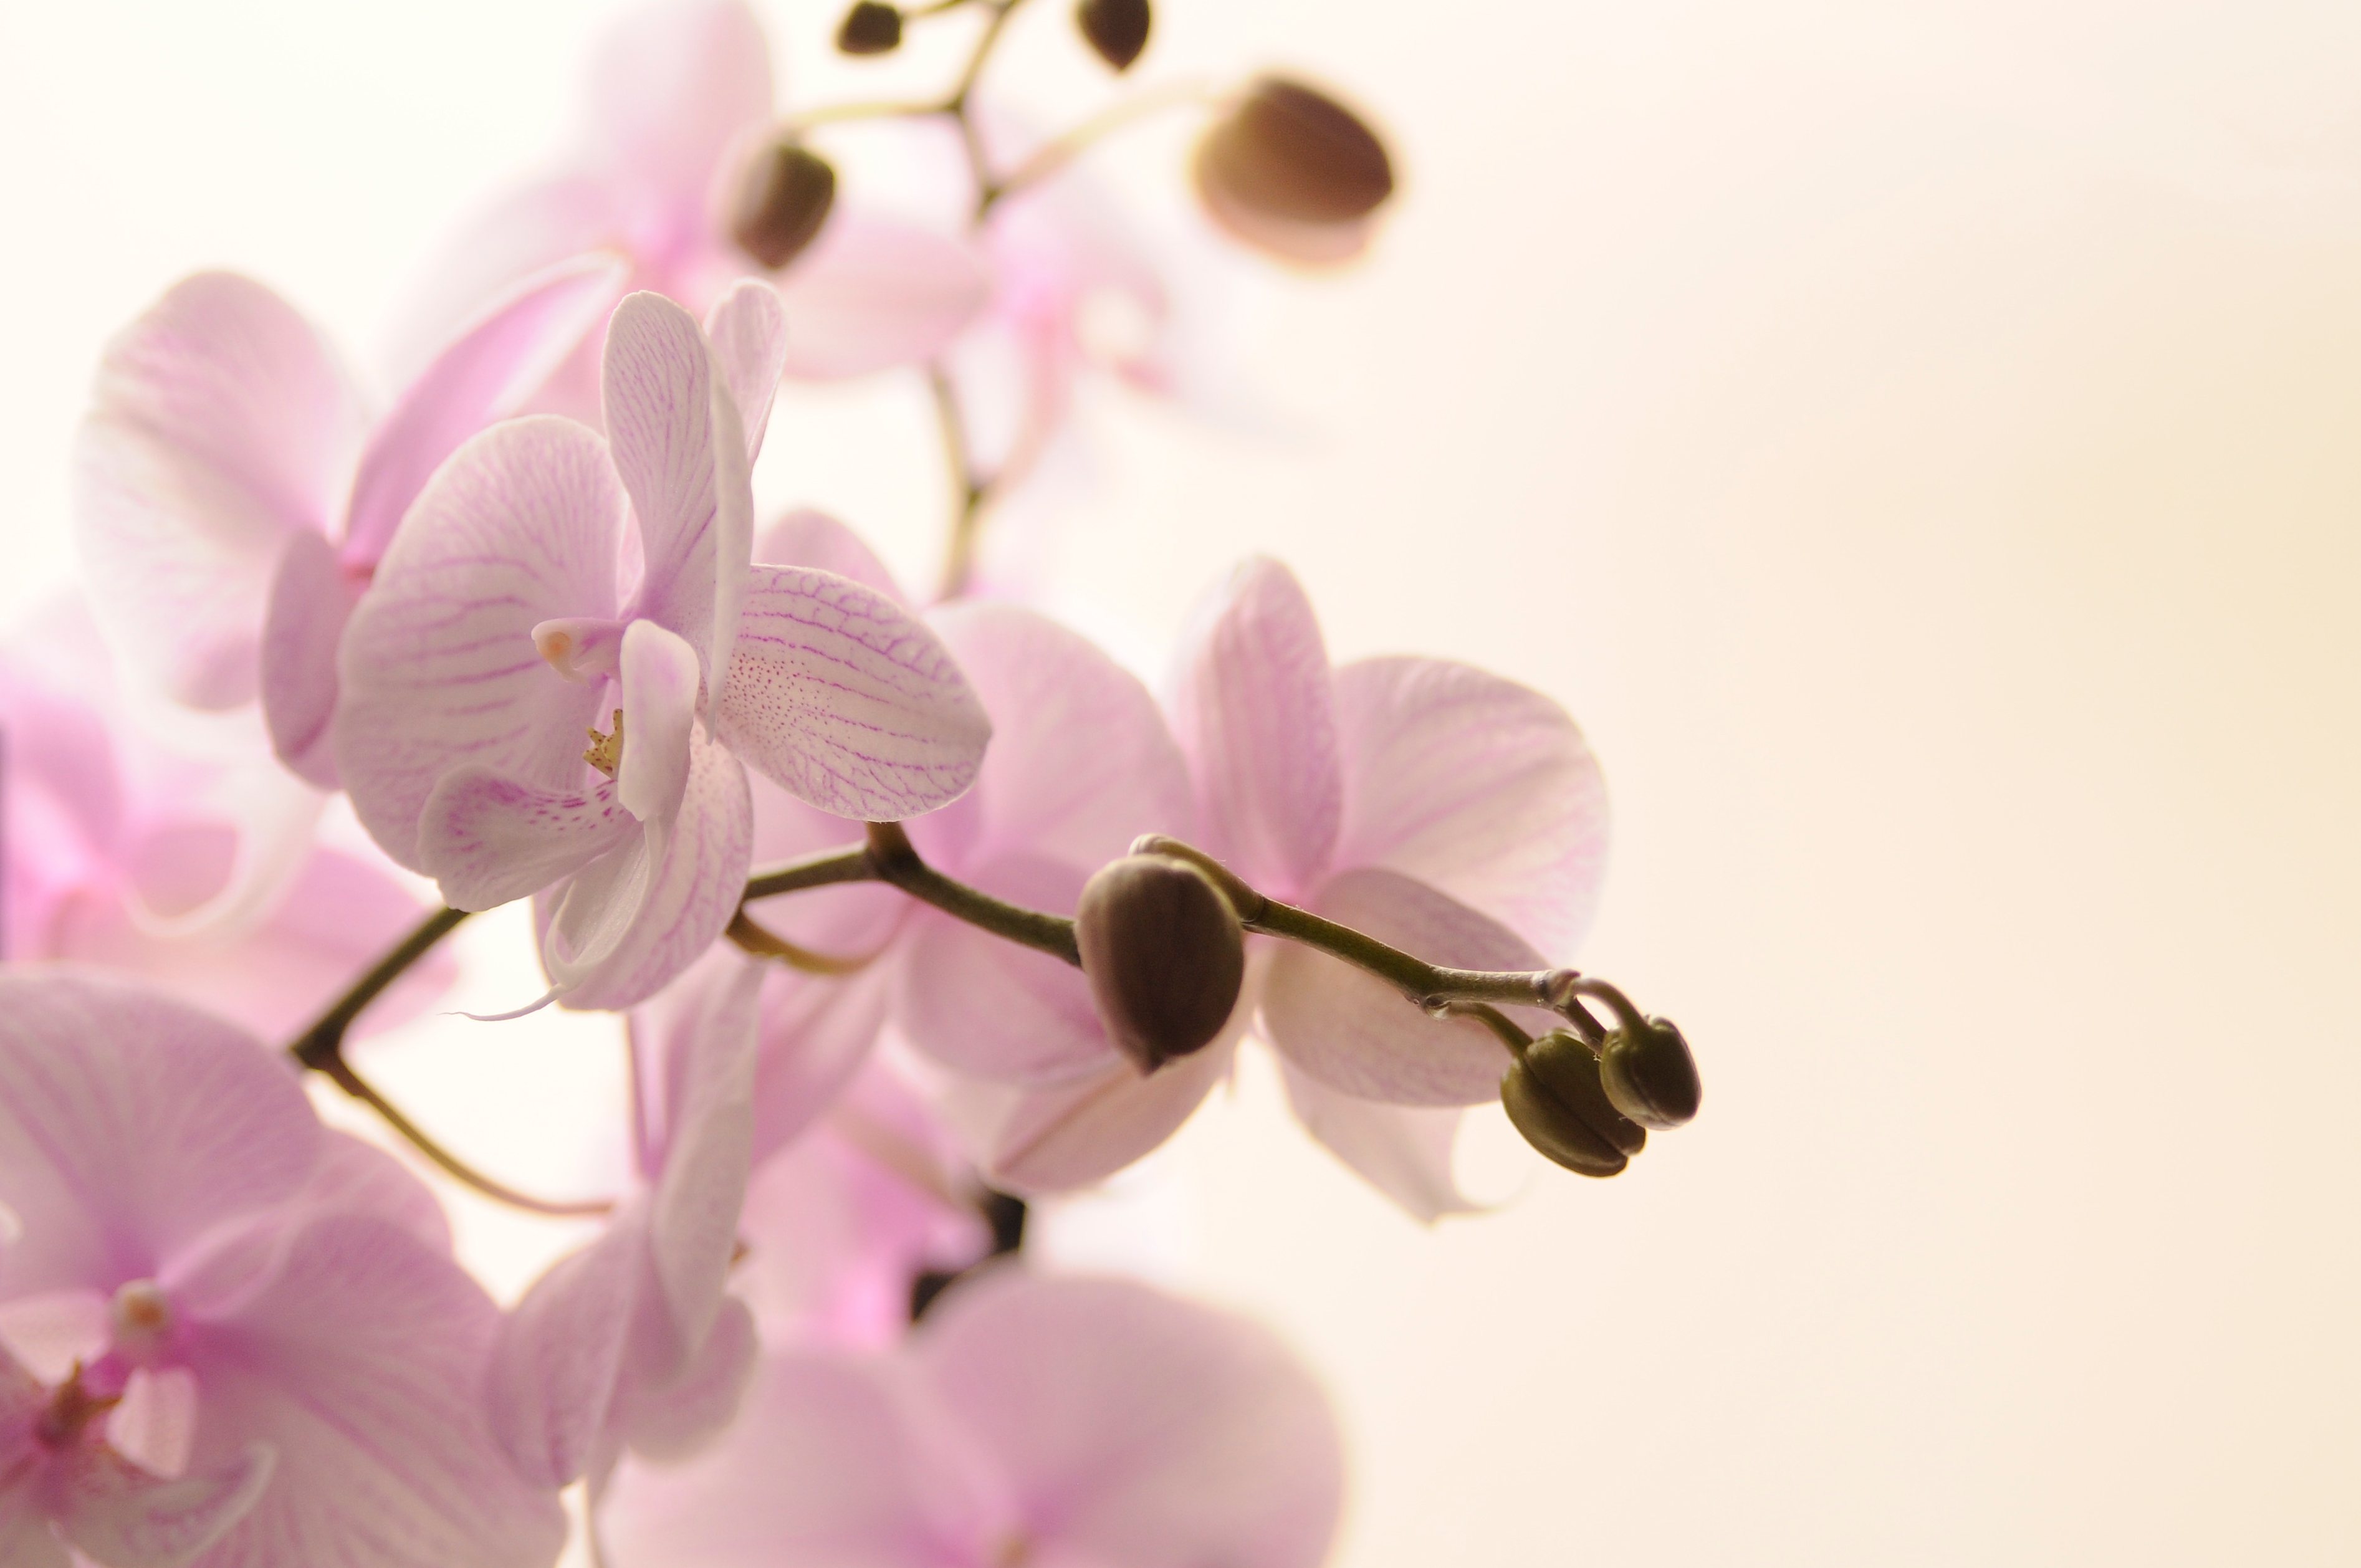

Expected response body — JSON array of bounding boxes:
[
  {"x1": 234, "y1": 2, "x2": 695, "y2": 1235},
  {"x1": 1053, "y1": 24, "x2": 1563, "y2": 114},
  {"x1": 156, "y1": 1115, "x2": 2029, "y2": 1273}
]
[
  {"x1": 863, "y1": 821, "x2": 1080, "y2": 965},
  {"x1": 979, "y1": 76, "x2": 1217, "y2": 217}
]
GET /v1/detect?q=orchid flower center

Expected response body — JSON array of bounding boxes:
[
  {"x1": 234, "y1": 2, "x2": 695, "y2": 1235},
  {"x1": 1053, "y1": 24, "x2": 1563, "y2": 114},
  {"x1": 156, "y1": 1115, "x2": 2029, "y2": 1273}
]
[
  {"x1": 108, "y1": 1279, "x2": 172, "y2": 1360},
  {"x1": 32, "y1": 1364, "x2": 119, "y2": 1451},
  {"x1": 992, "y1": 1531, "x2": 1032, "y2": 1567},
  {"x1": 532, "y1": 616, "x2": 628, "y2": 684},
  {"x1": 584, "y1": 709, "x2": 626, "y2": 780}
]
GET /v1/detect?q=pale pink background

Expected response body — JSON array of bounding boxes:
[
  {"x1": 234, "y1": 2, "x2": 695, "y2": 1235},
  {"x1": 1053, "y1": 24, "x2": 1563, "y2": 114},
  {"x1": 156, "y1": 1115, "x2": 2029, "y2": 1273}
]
[{"x1": 3, "y1": 1, "x2": 2357, "y2": 1562}]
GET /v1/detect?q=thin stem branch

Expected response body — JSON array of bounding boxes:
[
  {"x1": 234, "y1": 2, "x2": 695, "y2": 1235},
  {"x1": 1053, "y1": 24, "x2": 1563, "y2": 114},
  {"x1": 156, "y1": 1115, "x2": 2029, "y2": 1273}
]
[
  {"x1": 864, "y1": 821, "x2": 1080, "y2": 965},
  {"x1": 306, "y1": 1051, "x2": 613, "y2": 1218},
  {"x1": 980, "y1": 76, "x2": 1217, "y2": 216},
  {"x1": 288, "y1": 905, "x2": 471, "y2": 1071},
  {"x1": 929, "y1": 363, "x2": 992, "y2": 598},
  {"x1": 727, "y1": 910, "x2": 884, "y2": 975},
  {"x1": 742, "y1": 845, "x2": 876, "y2": 902}
]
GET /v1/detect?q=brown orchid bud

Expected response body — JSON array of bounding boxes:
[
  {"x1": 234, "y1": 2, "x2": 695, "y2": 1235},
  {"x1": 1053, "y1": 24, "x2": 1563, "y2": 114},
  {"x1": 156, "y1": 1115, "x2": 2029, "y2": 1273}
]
[
  {"x1": 1076, "y1": 854, "x2": 1245, "y2": 1072},
  {"x1": 1192, "y1": 75, "x2": 1395, "y2": 266},
  {"x1": 1501, "y1": 1029, "x2": 1646, "y2": 1178},
  {"x1": 1076, "y1": 0, "x2": 1151, "y2": 71},
  {"x1": 730, "y1": 141, "x2": 837, "y2": 270},
  {"x1": 837, "y1": 1, "x2": 903, "y2": 54},
  {"x1": 1600, "y1": 1017, "x2": 1702, "y2": 1130}
]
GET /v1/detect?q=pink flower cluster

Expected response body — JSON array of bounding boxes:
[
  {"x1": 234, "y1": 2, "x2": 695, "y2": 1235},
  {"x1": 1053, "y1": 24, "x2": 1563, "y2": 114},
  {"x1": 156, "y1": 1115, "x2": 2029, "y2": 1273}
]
[{"x1": 3, "y1": 3, "x2": 1661, "y2": 1565}]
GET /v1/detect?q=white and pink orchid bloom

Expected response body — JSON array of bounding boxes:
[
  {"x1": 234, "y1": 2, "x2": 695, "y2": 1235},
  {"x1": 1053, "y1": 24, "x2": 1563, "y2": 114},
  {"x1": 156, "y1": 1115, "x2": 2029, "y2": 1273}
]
[
  {"x1": 335, "y1": 288, "x2": 990, "y2": 1011},
  {"x1": 72, "y1": 258, "x2": 621, "y2": 786},
  {"x1": 1170, "y1": 555, "x2": 1611, "y2": 1218},
  {"x1": 487, "y1": 952, "x2": 761, "y2": 1492},
  {"x1": 387, "y1": 0, "x2": 989, "y2": 421},
  {"x1": 0, "y1": 971, "x2": 566, "y2": 1568},
  {"x1": 731, "y1": 510, "x2": 1232, "y2": 1192},
  {"x1": 598, "y1": 1269, "x2": 1342, "y2": 1568},
  {"x1": 0, "y1": 604, "x2": 452, "y2": 1043}
]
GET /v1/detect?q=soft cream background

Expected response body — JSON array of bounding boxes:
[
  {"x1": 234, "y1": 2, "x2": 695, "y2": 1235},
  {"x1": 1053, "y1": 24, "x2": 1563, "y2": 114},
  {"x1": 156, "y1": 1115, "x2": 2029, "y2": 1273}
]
[{"x1": 4, "y1": 0, "x2": 2359, "y2": 1562}]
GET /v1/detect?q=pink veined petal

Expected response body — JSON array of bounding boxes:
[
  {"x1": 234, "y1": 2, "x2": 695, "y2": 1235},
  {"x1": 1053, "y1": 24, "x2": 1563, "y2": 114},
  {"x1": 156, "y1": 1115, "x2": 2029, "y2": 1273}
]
[
  {"x1": 548, "y1": 727, "x2": 753, "y2": 1012},
  {"x1": 486, "y1": 1206, "x2": 648, "y2": 1489},
  {"x1": 342, "y1": 254, "x2": 628, "y2": 565},
  {"x1": 893, "y1": 853, "x2": 1109, "y2": 1086},
  {"x1": 290, "y1": 1132, "x2": 453, "y2": 1254},
  {"x1": 938, "y1": 1037, "x2": 1235, "y2": 1198},
  {"x1": 259, "y1": 528, "x2": 364, "y2": 788},
  {"x1": 772, "y1": 211, "x2": 993, "y2": 381},
  {"x1": 707, "y1": 352, "x2": 754, "y2": 712},
  {"x1": 716, "y1": 566, "x2": 990, "y2": 820},
  {"x1": 180, "y1": 1213, "x2": 568, "y2": 1568},
  {"x1": 1167, "y1": 557, "x2": 1343, "y2": 898},
  {"x1": 755, "y1": 508, "x2": 909, "y2": 606},
  {"x1": 55, "y1": 1441, "x2": 275, "y2": 1568},
  {"x1": 914, "y1": 605, "x2": 1194, "y2": 876},
  {"x1": 334, "y1": 416, "x2": 625, "y2": 868},
  {"x1": 597, "y1": 1350, "x2": 1008, "y2": 1568},
  {"x1": 0, "y1": 972, "x2": 321, "y2": 1299},
  {"x1": 1333, "y1": 656, "x2": 1610, "y2": 958},
  {"x1": 917, "y1": 1271, "x2": 1344, "y2": 1568},
  {"x1": 418, "y1": 767, "x2": 638, "y2": 912},
  {"x1": 74, "y1": 272, "x2": 365, "y2": 710},
  {"x1": 619, "y1": 619, "x2": 701, "y2": 826},
  {"x1": 703, "y1": 280, "x2": 788, "y2": 463},
  {"x1": 643, "y1": 956, "x2": 759, "y2": 1354},
  {"x1": 1262, "y1": 866, "x2": 1549, "y2": 1107},
  {"x1": 611, "y1": 1292, "x2": 757, "y2": 1464},
  {"x1": 583, "y1": 0, "x2": 773, "y2": 204},
  {"x1": 1277, "y1": 1061, "x2": 1483, "y2": 1224},
  {"x1": 604, "y1": 292, "x2": 724, "y2": 654},
  {"x1": 747, "y1": 958, "x2": 893, "y2": 1167}
]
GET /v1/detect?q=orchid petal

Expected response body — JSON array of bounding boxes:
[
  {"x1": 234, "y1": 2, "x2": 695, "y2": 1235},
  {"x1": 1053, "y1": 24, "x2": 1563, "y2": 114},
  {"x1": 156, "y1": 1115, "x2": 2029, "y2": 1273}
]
[
  {"x1": 258, "y1": 528, "x2": 362, "y2": 787},
  {"x1": 603, "y1": 292, "x2": 725, "y2": 656},
  {"x1": 618, "y1": 619, "x2": 701, "y2": 826},
  {"x1": 1278, "y1": 1061, "x2": 1483, "y2": 1223},
  {"x1": 343, "y1": 256, "x2": 627, "y2": 565},
  {"x1": 584, "y1": 0, "x2": 773, "y2": 201},
  {"x1": 749, "y1": 960, "x2": 893, "y2": 1166},
  {"x1": 74, "y1": 272, "x2": 364, "y2": 709},
  {"x1": 919, "y1": 1271, "x2": 1344, "y2": 1568},
  {"x1": 295, "y1": 1132, "x2": 453, "y2": 1253},
  {"x1": 1262, "y1": 867, "x2": 1547, "y2": 1106},
  {"x1": 0, "y1": 972, "x2": 319, "y2": 1299},
  {"x1": 755, "y1": 508, "x2": 909, "y2": 605},
  {"x1": 707, "y1": 352, "x2": 753, "y2": 714},
  {"x1": 643, "y1": 956, "x2": 758, "y2": 1353},
  {"x1": 939, "y1": 1038, "x2": 1234, "y2": 1198},
  {"x1": 703, "y1": 280, "x2": 788, "y2": 462},
  {"x1": 485, "y1": 1207, "x2": 646, "y2": 1489},
  {"x1": 184, "y1": 1214, "x2": 567, "y2": 1568},
  {"x1": 1333, "y1": 656, "x2": 1609, "y2": 957},
  {"x1": 418, "y1": 767, "x2": 636, "y2": 912},
  {"x1": 611, "y1": 1293, "x2": 757, "y2": 1463},
  {"x1": 1167, "y1": 557, "x2": 1341, "y2": 897},
  {"x1": 335, "y1": 416, "x2": 623, "y2": 868},
  {"x1": 916, "y1": 603, "x2": 1193, "y2": 874},
  {"x1": 773, "y1": 212, "x2": 994, "y2": 380},
  {"x1": 717, "y1": 565, "x2": 990, "y2": 820},
  {"x1": 57, "y1": 1441, "x2": 275, "y2": 1568}
]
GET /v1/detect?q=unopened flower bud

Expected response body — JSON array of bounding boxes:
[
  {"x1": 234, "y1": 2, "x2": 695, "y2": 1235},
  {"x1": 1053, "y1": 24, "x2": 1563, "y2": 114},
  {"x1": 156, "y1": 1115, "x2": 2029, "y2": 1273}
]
[
  {"x1": 836, "y1": 1, "x2": 903, "y2": 55},
  {"x1": 1501, "y1": 1029, "x2": 1646, "y2": 1178},
  {"x1": 1192, "y1": 75, "x2": 1394, "y2": 266},
  {"x1": 1599, "y1": 1017, "x2": 1702, "y2": 1130},
  {"x1": 1075, "y1": 854, "x2": 1245, "y2": 1072},
  {"x1": 730, "y1": 141, "x2": 838, "y2": 270},
  {"x1": 1076, "y1": 0, "x2": 1151, "y2": 71}
]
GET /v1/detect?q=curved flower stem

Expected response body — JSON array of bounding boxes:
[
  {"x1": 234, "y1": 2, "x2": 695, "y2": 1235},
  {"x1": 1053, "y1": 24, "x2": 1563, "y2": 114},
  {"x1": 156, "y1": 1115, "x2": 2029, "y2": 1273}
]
[
  {"x1": 979, "y1": 75, "x2": 1219, "y2": 216},
  {"x1": 863, "y1": 821, "x2": 1081, "y2": 964},
  {"x1": 726, "y1": 910, "x2": 884, "y2": 975},
  {"x1": 741, "y1": 844, "x2": 877, "y2": 901},
  {"x1": 285, "y1": 904, "x2": 615, "y2": 1218},
  {"x1": 929, "y1": 362, "x2": 993, "y2": 599}
]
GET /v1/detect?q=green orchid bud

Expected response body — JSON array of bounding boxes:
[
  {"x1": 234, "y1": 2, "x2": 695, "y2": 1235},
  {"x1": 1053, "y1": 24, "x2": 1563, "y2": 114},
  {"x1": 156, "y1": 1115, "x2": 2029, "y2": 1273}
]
[
  {"x1": 1076, "y1": 0, "x2": 1151, "y2": 71},
  {"x1": 1501, "y1": 1029, "x2": 1645, "y2": 1178},
  {"x1": 1192, "y1": 75, "x2": 1395, "y2": 266},
  {"x1": 1076, "y1": 854, "x2": 1246, "y2": 1072},
  {"x1": 837, "y1": 1, "x2": 903, "y2": 54},
  {"x1": 1599, "y1": 1017, "x2": 1702, "y2": 1130},
  {"x1": 729, "y1": 141, "x2": 837, "y2": 270}
]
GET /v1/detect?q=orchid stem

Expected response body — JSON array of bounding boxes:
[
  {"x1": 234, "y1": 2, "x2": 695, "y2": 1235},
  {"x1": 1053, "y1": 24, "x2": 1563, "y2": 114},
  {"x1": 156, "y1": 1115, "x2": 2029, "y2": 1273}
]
[
  {"x1": 979, "y1": 76, "x2": 1218, "y2": 216},
  {"x1": 862, "y1": 821, "x2": 1081, "y2": 964},
  {"x1": 929, "y1": 363, "x2": 993, "y2": 599}
]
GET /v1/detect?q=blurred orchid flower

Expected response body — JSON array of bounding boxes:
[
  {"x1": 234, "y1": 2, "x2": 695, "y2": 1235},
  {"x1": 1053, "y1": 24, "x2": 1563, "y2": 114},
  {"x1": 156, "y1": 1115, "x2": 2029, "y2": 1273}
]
[
  {"x1": 0, "y1": 603, "x2": 451, "y2": 1042},
  {"x1": 335, "y1": 289, "x2": 990, "y2": 1011},
  {"x1": 598, "y1": 1269, "x2": 1342, "y2": 1568},
  {"x1": 0, "y1": 971, "x2": 565, "y2": 1568},
  {"x1": 1169, "y1": 555, "x2": 1611, "y2": 1218},
  {"x1": 73, "y1": 259, "x2": 623, "y2": 786},
  {"x1": 386, "y1": 0, "x2": 989, "y2": 420}
]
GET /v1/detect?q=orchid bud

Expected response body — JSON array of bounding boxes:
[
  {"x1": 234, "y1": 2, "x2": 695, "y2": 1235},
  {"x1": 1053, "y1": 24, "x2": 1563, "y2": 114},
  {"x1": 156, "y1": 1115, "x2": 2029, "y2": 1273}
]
[
  {"x1": 1075, "y1": 854, "x2": 1245, "y2": 1072},
  {"x1": 1076, "y1": 0, "x2": 1151, "y2": 71},
  {"x1": 1501, "y1": 1029, "x2": 1645, "y2": 1178},
  {"x1": 836, "y1": 1, "x2": 903, "y2": 55},
  {"x1": 1600, "y1": 1016, "x2": 1702, "y2": 1130},
  {"x1": 1192, "y1": 74, "x2": 1395, "y2": 266},
  {"x1": 730, "y1": 140, "x2": 837, "y2": 269}
]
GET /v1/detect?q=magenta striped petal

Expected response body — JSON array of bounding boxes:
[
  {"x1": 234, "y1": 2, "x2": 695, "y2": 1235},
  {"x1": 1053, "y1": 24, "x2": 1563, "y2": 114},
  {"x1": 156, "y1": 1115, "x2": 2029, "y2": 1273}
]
[{"x1": 604, "y1": 292, "x2": 725, "y2": 658}]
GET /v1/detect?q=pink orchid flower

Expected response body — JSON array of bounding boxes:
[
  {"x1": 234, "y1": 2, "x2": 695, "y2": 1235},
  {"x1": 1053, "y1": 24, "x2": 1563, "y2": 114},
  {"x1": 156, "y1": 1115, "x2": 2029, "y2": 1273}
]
[
  {"x1": 0, "y1": 971, "x2": 565, "y2": 1568},
  {"x1": 0, "y1": 603, "x2": 451, "y2": 1043},
  {"x1": 598, "y1": 1269, "x2": 1341, "y2": 1568},
  {"x1": 1169, "y1": 556, "x2": 1611, "y2": 1218},
  {"x1": 73, "y1": 258, "x2": 621, "y2": 787},
  {"x1": 487, "y1": 951, "x2": 761, "y2": 1492},
  {"x1": 335, "y1": 288, "x2": 991, "y2": 1011},
  {"x1": 731, "y1": 511, "x2": 1232, "y2": 1189},
  {"x1": 387, "y1": 0, "x2": 989, "y2": 422}
]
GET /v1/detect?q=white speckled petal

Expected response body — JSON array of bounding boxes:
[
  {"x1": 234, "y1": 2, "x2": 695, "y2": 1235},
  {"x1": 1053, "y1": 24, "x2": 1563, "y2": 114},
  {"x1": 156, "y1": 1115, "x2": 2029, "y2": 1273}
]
[{"x1": 418, "y1": 767, "x2": 638, "y2": 912}]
